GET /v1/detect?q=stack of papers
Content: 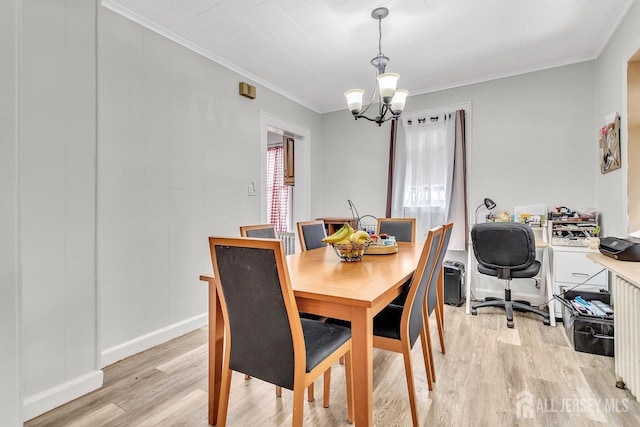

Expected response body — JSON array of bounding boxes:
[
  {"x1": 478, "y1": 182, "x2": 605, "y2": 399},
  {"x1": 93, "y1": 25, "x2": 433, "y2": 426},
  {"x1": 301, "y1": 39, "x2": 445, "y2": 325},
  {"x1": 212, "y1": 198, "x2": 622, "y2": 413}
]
[{"x1": 570, "y1": 296, "x2": 613, "y2": 317}]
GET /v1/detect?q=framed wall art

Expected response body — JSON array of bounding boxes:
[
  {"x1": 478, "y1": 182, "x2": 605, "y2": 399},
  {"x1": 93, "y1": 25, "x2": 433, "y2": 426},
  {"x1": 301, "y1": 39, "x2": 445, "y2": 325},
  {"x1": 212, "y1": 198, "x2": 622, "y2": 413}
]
[{"x1": 599, "y1": 112, "x2": 621, "y2": 174}]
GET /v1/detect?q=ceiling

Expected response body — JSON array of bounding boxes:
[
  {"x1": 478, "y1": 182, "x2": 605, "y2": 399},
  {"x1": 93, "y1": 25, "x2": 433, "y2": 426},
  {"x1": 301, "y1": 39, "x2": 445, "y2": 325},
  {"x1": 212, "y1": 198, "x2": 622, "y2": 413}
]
[{"x1": 103, "y1": 0, "x2": 634, "y2": 113}]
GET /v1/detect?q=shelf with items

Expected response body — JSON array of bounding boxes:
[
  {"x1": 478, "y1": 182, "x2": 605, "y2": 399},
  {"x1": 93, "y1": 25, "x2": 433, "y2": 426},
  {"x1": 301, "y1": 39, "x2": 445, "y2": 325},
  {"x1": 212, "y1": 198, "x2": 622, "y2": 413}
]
[{"x1": 547, "y1": 213, "x2": 600, "y2": 248}]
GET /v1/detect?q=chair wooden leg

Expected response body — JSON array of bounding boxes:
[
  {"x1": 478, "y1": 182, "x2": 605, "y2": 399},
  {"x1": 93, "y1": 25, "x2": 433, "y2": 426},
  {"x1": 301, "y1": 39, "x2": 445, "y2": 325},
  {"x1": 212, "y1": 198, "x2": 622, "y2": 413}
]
[
  {"x1": 307, "y1": 382, "x2": 315, "y2": 402},
  {"x1": 422, "y1": 304, "x2": 437, "y2": 383},
  {"x1": 438, "y1": 269, "x2": 445, "y2": 324},
  {"x1": 435, "y1": 300, "x2": 446, "y2": 354},
  {"x1": 323, "y1": 367, "x2": 331, "y2": 408},
  {"x1": 419, "y1": 328, "x2": 433, "y2": 391},
  {"x1": 344, "y1": 350, "x2": 354, "y2": 424},
  {"x1": 401, "y1": 342, "x2": 420, "y2": 427},
  {"x1": 275, "y1": 386, "x2": 282, "y2": 397},
  {"x1": 436, "y1": 267, "x2": 445, "y2": 354},
  {"x1": 423, "y1": 316, "x2": 436, "y2": 383},
  {"x1": 292, "y1": 384, "x2": 305, "y2": 427},
  {"x1": 217, "y1": 367, "x2": 233, "y2": 427}
]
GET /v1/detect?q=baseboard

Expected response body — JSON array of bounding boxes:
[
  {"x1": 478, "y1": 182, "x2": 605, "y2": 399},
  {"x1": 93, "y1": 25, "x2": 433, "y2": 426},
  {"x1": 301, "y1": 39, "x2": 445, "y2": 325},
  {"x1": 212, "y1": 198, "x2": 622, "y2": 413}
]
[
  {"x1": 101, "y1": 313, "x2": 208, "y2": 368},
  {"x1": 23, "y1": 370, "x2": 104, "y2": 421}
]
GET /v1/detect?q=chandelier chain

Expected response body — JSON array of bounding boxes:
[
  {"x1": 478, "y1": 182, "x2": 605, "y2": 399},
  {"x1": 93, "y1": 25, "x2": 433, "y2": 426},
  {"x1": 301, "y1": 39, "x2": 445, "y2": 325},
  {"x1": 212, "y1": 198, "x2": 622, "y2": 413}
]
[{"x1": 378, "y1": 16, "x2": 383, "y2": 56}]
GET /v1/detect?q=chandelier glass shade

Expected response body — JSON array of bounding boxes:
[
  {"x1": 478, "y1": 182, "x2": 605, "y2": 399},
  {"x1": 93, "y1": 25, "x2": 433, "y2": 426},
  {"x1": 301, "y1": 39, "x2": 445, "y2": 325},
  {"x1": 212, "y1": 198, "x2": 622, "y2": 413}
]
[{"x1": 344, "y1": 7, "x2": 408, "y2": 126}]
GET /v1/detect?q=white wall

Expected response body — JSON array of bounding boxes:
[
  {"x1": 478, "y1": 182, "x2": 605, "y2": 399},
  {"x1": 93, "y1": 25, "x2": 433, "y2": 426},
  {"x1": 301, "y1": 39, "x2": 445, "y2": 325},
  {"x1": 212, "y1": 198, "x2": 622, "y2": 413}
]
[
  {"x1": 7, "y1": 0, "x2": 638, "y2": 422},
  {"x1": 322, "y1": 62, "x2": 597, "y2": 223},
  {"x1": 19, "y1": 0, "x2": 101, "y2": 420},
  {"x1": 97, "y1": 7, "x2": 323, "y2": 364},
  {"x1": 321, "y1": 63, "x2": 596, "y2": 300},
  {"x1": 595, "y1": 0, "x2": 640, "y2": 236},
  {"x1": 0, "y1": 0, "x2": 21, "y2": 424},
  {"x1": 321, "y1": 113, "x2": 393, "y2": 219}
]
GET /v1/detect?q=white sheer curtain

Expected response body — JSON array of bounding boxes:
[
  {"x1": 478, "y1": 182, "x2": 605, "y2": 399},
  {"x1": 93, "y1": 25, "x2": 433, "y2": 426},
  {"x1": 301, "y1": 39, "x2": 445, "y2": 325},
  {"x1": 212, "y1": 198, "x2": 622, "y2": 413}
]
[{"x1": 392, "y1": 113, "x2": 456, "y2": 241}]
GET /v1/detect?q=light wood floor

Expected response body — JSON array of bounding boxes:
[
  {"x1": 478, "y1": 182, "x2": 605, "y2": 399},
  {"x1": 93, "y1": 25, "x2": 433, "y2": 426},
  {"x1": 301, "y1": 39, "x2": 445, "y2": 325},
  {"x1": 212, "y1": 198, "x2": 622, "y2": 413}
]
[{"x1": 26, "y1": 306, "x2": 640, "y2": 426}]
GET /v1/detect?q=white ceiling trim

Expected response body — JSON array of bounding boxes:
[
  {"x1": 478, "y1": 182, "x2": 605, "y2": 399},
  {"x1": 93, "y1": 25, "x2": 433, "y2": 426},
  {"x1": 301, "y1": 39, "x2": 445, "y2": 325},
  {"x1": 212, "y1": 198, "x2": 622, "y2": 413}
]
[
  {"x1": 322, "y1": 52, "x2": 601, "y2": 114},
  {"x1": 394, "y1": 55, "x2": 598, "y2": 110},
  {"x1": 592, "y1": 0, "x2": 635, "y2": 58},
  {"x1": 101, "y1": 0, "x2": 322, "y2": 114},
  {"x1": 102, "y1": 0, "x2": 636, "y2": 116}
]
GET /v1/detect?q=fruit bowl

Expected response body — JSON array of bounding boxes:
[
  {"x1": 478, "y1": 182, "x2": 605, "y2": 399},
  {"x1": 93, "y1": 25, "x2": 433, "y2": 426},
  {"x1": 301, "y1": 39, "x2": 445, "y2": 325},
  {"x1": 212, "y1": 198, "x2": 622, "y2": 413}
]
[{"x1": 331, "y1": 241, "x2": 371, "y2": 262}]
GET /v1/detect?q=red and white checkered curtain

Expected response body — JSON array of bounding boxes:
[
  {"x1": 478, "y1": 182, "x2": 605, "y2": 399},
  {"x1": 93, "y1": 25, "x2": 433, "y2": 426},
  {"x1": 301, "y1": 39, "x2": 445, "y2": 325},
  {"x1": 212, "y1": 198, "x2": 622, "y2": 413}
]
[{"x1": 267, "y1": 146, "x2": 289, "y2": 233}]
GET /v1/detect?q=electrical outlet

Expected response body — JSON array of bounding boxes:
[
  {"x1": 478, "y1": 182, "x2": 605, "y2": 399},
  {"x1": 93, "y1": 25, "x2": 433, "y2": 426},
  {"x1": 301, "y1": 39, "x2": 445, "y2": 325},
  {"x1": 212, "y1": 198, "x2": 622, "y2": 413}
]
[{"x1": 248, "y1": 181, "x2": 257, "y2": 196}]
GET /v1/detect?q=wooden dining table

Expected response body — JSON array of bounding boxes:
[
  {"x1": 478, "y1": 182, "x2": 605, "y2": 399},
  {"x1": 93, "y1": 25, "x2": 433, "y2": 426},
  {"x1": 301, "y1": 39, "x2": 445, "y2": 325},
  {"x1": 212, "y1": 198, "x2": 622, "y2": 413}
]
[{"x1": 200, "y1": 241, "x2": 425, "y2": 426}]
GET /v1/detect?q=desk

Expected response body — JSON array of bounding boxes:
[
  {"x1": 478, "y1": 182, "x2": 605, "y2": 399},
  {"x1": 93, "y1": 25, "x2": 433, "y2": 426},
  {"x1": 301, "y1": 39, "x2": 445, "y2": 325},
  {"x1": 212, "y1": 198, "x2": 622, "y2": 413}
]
[
  {"x1": 465, "y1": 237, "x2": 555, "y2": 326},
  {"x1": 201, "y1": 242, "x2": 424, "y2": 426},
  {"x1": 587, "y1": 253, "x2": 640, "y2": 402}
]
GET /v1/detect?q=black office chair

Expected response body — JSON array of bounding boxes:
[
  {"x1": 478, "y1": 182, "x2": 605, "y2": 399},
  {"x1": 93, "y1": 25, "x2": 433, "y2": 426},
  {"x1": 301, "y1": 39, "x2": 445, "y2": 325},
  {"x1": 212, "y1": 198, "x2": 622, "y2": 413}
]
[
  {"x1": 470, "y1": 222, "x2": 551, "y2": 328},
  {"x1": 297, "y1": 220, "x2": 327, "y2": 251},
  {"x1": 209, "y1": 237, "x2": 354, "y2": 426}
]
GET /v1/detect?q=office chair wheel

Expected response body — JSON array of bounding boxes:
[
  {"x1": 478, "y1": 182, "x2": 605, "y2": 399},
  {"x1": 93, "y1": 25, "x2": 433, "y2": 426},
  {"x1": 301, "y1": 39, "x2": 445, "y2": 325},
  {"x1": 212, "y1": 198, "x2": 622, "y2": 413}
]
[
  {"x1": 543, "y1": 318, "x2": 551, "y2": 326},
  {"x1": 471, "y1": 308, "x2": 478, "y2": 315},
  {"x1": 507, "y1": 320, "x2": 514, "y2": 328}
]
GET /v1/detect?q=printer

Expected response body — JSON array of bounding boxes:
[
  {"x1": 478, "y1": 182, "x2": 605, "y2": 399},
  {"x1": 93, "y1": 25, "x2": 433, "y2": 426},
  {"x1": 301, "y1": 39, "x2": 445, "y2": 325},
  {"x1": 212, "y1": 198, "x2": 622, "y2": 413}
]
[{"x1": 599, "y1": 236, "x2": 640, "y2": 261}]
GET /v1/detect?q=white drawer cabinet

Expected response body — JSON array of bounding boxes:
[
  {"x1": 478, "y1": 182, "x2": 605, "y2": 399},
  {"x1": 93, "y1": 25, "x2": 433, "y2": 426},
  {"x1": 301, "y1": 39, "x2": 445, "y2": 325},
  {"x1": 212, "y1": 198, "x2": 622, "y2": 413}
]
[{"x1": 550, "y1": 246, "x2": 609, "y2": 317}]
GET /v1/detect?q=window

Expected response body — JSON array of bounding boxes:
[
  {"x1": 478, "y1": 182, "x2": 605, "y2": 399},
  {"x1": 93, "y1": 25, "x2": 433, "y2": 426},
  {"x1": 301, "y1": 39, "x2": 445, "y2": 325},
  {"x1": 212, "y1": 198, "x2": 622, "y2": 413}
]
[
  {"x1": 392, "y1": 108, "x2": 468, "y2": 248},
  {"x1": 394, "y1": 114, "x2": 455, "y2": 239},
  {"x1": 266, "y1": 145, "x2": 290, "y2": 233}
]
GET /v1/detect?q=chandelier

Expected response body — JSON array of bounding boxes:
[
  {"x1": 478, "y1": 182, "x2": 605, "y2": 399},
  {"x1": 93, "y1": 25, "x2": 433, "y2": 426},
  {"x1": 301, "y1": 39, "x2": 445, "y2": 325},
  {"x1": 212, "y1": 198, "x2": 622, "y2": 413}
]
[{"x1": 344, "y1": 7, "x2": 408, "y2": 126}]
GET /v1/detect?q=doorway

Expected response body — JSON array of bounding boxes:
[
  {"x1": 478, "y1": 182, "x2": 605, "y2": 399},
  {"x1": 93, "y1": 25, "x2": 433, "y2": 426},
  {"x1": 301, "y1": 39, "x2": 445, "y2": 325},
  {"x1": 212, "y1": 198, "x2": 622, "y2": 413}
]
[
  {"x1": 266, "y1": 132, "x2": 293, "y2": 233},
  {"x1": 627, "y1": 51, "x2": 640, "y2": 235},
  {"x1": 259, "y1": 112, "x2": 311, "y2": 237}
]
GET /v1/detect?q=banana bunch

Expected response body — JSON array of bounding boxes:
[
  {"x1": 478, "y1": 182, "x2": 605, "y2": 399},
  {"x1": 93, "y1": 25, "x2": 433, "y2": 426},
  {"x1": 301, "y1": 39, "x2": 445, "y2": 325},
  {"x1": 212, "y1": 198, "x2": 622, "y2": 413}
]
[{"x1": 322, "y1": 223, "x2": 372, "y2": 246}]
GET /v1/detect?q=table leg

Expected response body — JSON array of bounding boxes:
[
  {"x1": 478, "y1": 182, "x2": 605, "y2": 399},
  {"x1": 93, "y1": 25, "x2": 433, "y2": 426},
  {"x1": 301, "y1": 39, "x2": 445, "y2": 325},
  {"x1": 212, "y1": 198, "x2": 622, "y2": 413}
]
[
  {"x1": 542, "y1": 246, "x2": 556, "y2": 326},
  {"x1": 350, "y1": 307, "x2": 373, "y2": 426},
  {"x1": 465, "y1": 242, "x2": 473, "y2": 315},
  {"x1": 208, "y1": 283, "x2": 224, "y2": 425}
]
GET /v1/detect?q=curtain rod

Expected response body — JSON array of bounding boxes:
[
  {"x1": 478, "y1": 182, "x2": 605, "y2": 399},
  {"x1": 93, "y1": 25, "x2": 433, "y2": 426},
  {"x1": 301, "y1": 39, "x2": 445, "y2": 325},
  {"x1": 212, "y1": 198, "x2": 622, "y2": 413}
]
[{"x1": 406, "y1": 112, "x2": 454, "y2": 126}]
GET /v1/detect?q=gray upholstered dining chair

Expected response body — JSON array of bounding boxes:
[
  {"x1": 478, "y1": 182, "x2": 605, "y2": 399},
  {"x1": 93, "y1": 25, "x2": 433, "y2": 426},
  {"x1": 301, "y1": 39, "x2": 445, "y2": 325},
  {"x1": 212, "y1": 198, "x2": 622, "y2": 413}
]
[
  {"x1": 239, "y1": 223, "x2": 276, "y2": 239},
  {"x1": 423, "y1": 222, "x2": 453, "y2": 379},
  {"x1": 390, "y1": 222, "x2": 453, "y2": 372},
  {"x1": 297, "y1": 220, "x2": 327, "y2": 251},
  {"x1": 239, "y1": 223, "x2": 323, "y2": 398},
  {"x1": 377, "y1": 217, "x2": 416, "y2": 242},
  {"x1": 326, "y1": 225, "x2": 444, "y2": 426},
  {"x1": 209, "y1": 237, "x2": 354, "y2": 426},
  {"x1": 471, "y1": 222, "x2": 551, "y2": 328},
  {"x1": 370, "y1": 225, "x2": 444, "y2": 426}
]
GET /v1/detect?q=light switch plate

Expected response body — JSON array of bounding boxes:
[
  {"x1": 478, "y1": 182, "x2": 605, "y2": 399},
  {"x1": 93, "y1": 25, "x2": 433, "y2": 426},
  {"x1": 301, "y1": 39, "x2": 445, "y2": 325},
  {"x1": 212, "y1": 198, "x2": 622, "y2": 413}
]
[{"x1": 248, "y1": 181, "x2": 257, "y2": 196}]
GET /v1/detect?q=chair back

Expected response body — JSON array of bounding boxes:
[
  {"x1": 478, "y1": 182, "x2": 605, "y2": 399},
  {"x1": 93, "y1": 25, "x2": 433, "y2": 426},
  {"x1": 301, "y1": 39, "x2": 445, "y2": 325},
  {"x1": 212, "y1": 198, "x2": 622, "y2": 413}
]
[
  {"x1": 209, "y1": 237, "x2": 302, "y2": 390},
  {"x1": 377, "y1": 218, "x2": 416, "y2": 242},
  {"x1": 297, "y1": 220, "x2": 327, "y2": 251},
  {"x1": 239, "y1": 224, "x2": 276, "y2": 239},
  {"x1": 402, "y1": 226, "x2": 443, "y2": 346},
  {"x1": 427, "y1": 222, "x2": 454, "y2": 315},
  {"x1": 471, "y1": 222, "x2": 536, "y2": 273}
]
